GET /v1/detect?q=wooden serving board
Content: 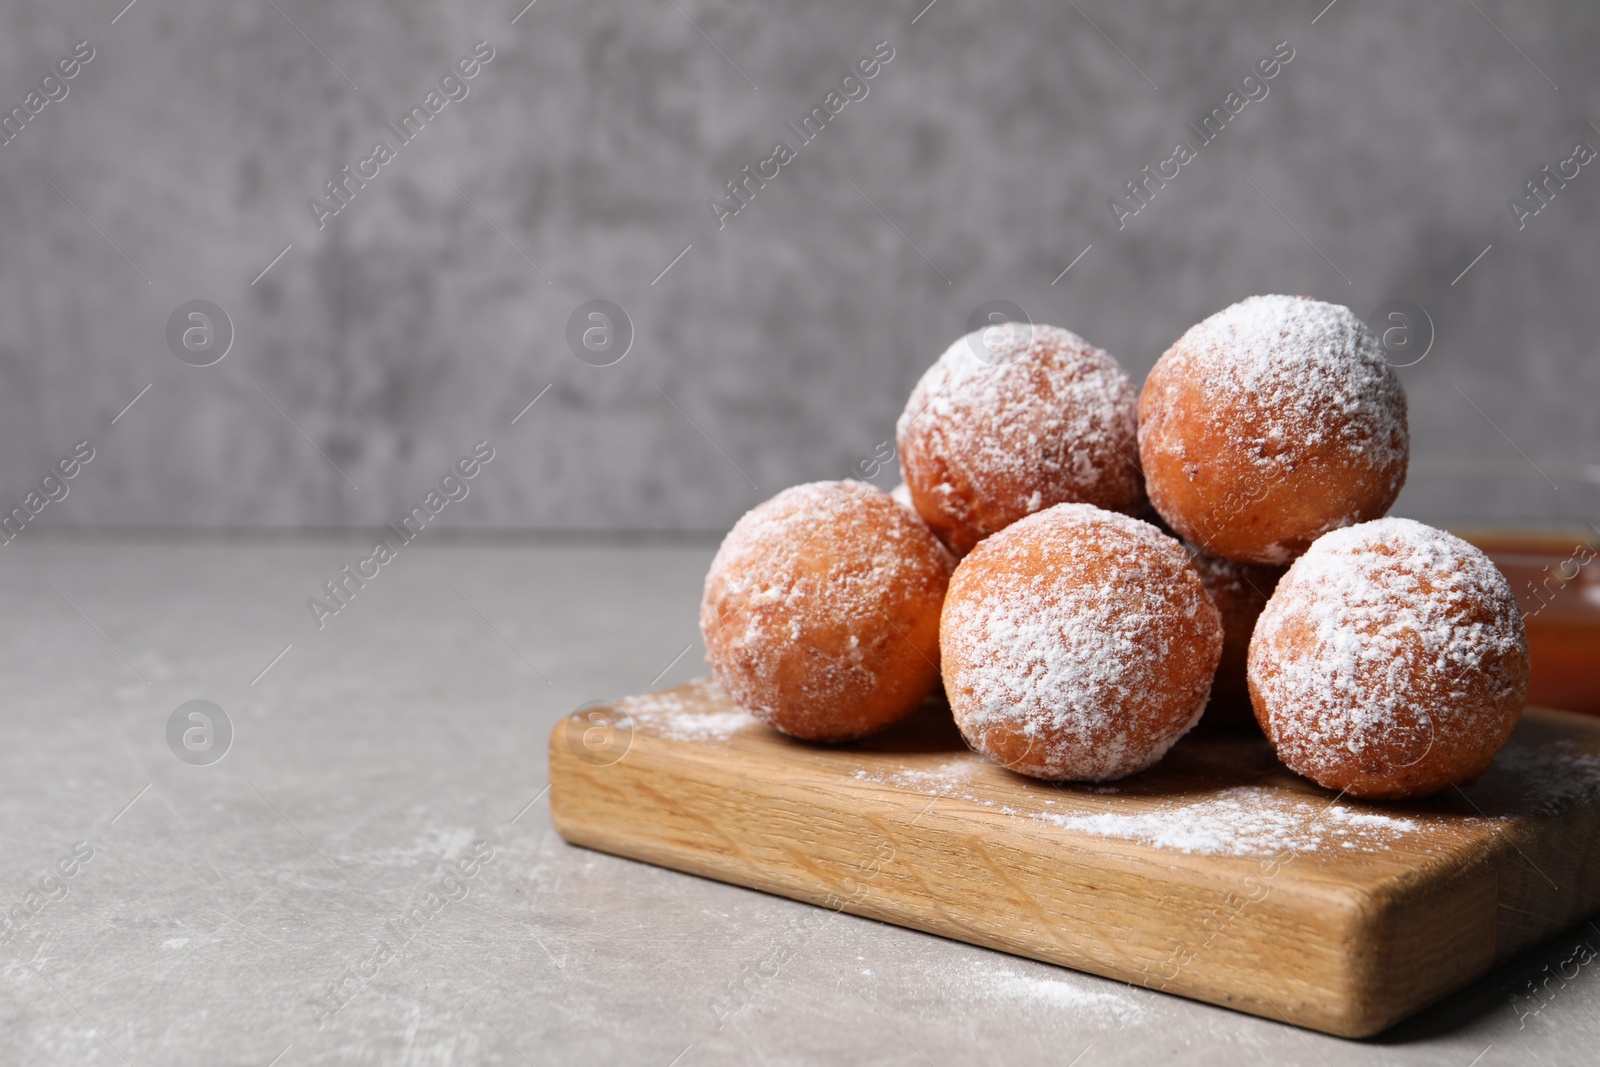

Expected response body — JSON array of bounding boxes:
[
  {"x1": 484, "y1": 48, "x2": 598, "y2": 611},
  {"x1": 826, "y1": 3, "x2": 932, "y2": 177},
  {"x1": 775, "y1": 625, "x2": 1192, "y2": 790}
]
[{"x1": 547, "y1": 679, "x2": 1600, "y2": 1037}]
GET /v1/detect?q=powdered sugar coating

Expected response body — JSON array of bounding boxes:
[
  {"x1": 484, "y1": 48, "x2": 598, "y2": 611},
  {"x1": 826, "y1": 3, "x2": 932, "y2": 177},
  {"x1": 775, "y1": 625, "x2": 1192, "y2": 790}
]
[
  {"x1": 701, "y1": 482, "x2": 954, "y2": 742},
  {"x1": 1248, "y1": 517, "x2": 1529, "y2": 798},
  {"x1": 1139, "y1": 295, "x2": 1409, "y2": 564},
  {"x1": 897, "y1": 324, "x2": 1143, "y2": 556},
  {"x1": 940, "y1": 503, "x2": 1222, "y2": 781}
]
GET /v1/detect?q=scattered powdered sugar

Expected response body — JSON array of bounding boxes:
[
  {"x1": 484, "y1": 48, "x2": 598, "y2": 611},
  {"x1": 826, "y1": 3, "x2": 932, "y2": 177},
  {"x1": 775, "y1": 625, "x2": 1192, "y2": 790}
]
[
  {"x1": 852, "y1": 759, "x2": 977, "y2": 796},
  {"x1": 1250, "y1": 517, "x2": 1529, "y2": 785},
  {"x1": 615, "y1": 680, "x2": 757, "y2": 742},
  {"x1": 964, "y1": 963, "x2": 1144, "y2": 1020},
  {"x1": 850, "y1": 761, "x2": 1033, "y2": 822},
  {"x1": 1035, "y1": 785, "x2": 1419, "y2": 856},
  {"x1": 853, "y1": 751, "x2": 1425, "y2": 856},
  {"x1": 896, "y1": 323, "x2": 1143, "y2": 553},
  {"x1": 941, "y1": 504, "x2": 1221, "y2": 782}
]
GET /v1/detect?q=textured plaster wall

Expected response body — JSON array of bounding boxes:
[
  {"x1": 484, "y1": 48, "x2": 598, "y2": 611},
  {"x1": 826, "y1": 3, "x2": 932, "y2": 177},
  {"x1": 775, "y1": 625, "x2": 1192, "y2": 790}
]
[{"x1": 0, "y1": 0, "x2": 1595, "y2": 534}]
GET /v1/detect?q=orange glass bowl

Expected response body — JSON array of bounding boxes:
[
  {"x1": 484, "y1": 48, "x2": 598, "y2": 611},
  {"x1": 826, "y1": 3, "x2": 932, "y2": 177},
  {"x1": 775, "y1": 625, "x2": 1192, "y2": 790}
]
[{"x1": 1462, "y1": 530, "x2": 1600, "y2": 717}]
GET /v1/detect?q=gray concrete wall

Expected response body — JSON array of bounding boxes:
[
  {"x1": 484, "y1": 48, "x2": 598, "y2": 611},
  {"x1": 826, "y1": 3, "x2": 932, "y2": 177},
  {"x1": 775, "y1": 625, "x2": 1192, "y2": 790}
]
[{"x1": 0, "y1": 0, "x2": 1595, "y2": 534}]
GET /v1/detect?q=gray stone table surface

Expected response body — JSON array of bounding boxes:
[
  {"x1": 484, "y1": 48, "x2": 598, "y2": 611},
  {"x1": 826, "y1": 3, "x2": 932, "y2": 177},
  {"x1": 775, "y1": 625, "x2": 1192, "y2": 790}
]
[{"x1": 0, "y1": 537, "x2": 1595, "y2": 1066}]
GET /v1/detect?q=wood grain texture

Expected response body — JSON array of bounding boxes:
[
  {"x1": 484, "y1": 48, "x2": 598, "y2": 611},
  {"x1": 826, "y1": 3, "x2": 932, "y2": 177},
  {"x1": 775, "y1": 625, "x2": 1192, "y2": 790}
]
[{"x1": 548, "y1": 679, "x2": 1600, "y2": 1037}]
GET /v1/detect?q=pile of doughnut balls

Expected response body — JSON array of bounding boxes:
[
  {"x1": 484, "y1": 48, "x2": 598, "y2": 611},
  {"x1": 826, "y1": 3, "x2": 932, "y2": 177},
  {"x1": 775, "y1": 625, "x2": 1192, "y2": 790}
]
[{"x1": 700, "y1": 295, "x2": 1530, "y2": 799}]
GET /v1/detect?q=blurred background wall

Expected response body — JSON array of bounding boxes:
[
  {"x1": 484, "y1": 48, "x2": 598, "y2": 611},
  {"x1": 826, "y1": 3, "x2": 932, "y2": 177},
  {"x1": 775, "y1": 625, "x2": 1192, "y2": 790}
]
[{"x1": 0, "y1": 0, "x2": 1595, "y2": 535}]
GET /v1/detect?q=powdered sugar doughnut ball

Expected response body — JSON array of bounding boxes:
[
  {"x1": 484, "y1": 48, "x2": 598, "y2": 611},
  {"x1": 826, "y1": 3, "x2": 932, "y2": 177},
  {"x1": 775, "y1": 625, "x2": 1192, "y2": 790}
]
[
  {"x1": 940, "y1": 503, "x2": 1222, "y2": 780},
  {"x1": 896, "y1": 324, "x2": 1144, "y2": 557},
  {"x1": 700, "y1": 482, "x2": 955, "y2": 742},
  {"x1": 1248, "y1": 518, "x2": 1529, "y2": 799},
  {"x1": 1190, "y1": 550, "x2": 1286, "y2": 729},
  {"x1": 1139, "y1": 295, "x2": 1408, "y2": 565}
]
